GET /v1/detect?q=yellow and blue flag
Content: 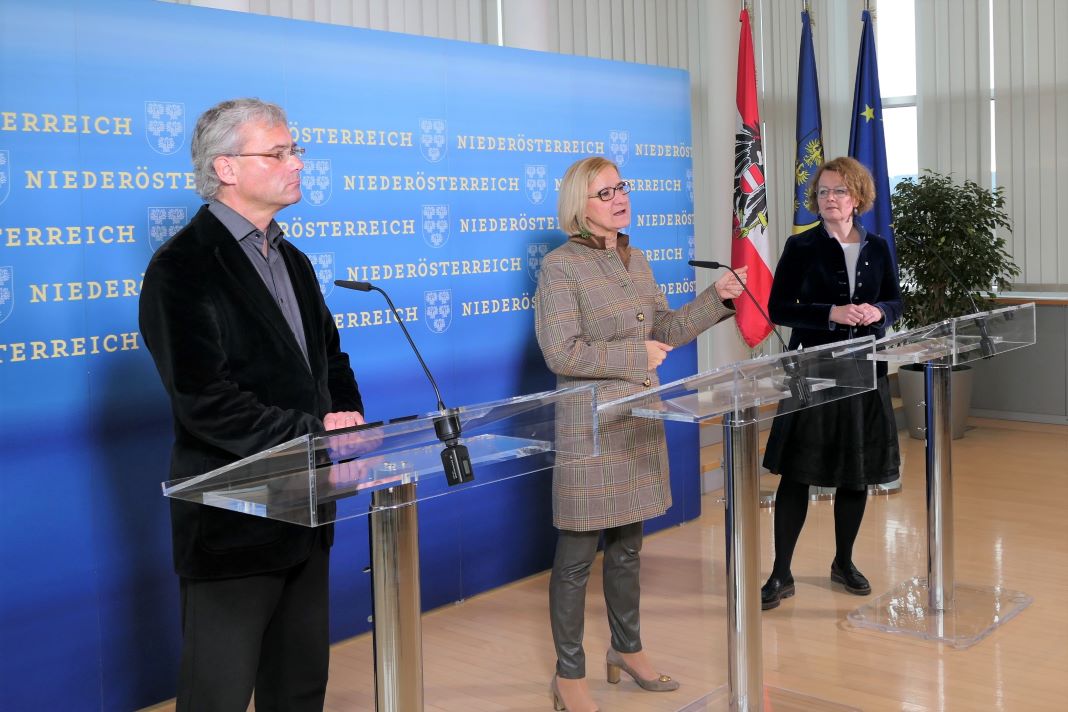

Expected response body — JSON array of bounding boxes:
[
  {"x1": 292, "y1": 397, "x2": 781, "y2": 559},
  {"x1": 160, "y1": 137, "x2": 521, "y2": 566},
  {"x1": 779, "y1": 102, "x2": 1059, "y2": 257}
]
[
  {"x1": 793, "y1": 8, "x2": 823, "y2": 234},
  {"x1": 848, "y1": 9, "x2": 897, "y2": 269}
]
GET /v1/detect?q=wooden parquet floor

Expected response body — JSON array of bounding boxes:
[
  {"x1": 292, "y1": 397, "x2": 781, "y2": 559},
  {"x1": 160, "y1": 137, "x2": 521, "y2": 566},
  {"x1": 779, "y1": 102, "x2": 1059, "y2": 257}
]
[{"x1": 145, "y1": 418, "x2": 1068, "y2": 711}]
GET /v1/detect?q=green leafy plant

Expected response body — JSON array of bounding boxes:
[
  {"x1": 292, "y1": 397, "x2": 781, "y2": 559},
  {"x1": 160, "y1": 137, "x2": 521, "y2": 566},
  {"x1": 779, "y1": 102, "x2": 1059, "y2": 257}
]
[{"x1": 892, "y1": 171, "x2": 1019, "y2": 329}]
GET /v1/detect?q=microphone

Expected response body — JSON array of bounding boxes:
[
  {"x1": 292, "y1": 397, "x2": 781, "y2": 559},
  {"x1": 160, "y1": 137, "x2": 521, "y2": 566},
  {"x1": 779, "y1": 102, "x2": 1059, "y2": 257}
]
[
  {"x1": 898, "y1": 235, "x2": 995, "y2": 358},
  {"x1": 334, "y1": 279, "x2": 372, "y2": 292},
  {"x1": 688, "y1": 259, "x2": 811, "y2": 405},
  {"x1": 334, "y1": 280, "x2": 473, "y2": 486}
]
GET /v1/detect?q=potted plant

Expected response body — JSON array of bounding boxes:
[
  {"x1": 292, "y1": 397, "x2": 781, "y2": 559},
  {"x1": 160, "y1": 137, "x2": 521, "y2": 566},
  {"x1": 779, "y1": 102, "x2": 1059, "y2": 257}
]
[{"x1": 891, "y1": 170, "x2": 1020, "y2": 438}]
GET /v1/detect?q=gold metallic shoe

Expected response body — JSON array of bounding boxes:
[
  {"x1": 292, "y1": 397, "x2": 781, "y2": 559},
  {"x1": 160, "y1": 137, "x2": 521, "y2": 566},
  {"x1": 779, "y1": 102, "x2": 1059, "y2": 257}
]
[
  {"x1": 550, "y1": 675, "x2": 565, "y2": 711},
  {"x1": 550, "y1": 674, "x2": 600, "y2": 711},
  {"x1": 605, "y1": 648, "x2": 680, "y2": 692}
]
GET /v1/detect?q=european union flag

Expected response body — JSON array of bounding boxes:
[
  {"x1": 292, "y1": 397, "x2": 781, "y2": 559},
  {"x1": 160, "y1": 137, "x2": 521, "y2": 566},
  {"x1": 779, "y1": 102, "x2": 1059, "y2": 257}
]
[
  {"x1": 793, "y1": 8, "x2": 824, "y2": 234},
  {"x1": 848, "y1": 9, "x2": 897, "y2": 269}
]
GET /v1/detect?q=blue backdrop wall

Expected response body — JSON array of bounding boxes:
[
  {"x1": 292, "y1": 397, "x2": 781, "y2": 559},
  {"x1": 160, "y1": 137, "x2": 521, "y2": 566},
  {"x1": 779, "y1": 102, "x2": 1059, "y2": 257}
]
[{"x1": 0, "y1": 1, "x2": 701, "y2": 708}]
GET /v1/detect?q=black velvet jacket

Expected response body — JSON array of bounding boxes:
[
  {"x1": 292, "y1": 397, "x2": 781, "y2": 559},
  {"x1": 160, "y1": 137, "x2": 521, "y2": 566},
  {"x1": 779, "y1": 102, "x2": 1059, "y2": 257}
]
[
  {"x1": 769, "y1": 222, "x2": 902, "y2": 355},
  {"x1": 139, "y1": 206, "x2": 363, "y2": 579}
]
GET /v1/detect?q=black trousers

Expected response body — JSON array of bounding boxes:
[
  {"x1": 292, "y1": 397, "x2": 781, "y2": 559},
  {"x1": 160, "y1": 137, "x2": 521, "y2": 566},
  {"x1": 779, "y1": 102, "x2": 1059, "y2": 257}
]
[
  {"x1": 549, "y1": 522, "x2": 643, "y2": 679},
  {"x1": 176, "y1": 532, "x2": 330, "y2": 712}
]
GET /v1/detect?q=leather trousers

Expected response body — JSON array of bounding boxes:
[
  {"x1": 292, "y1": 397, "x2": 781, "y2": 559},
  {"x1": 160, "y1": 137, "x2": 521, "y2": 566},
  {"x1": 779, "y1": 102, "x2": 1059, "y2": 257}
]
[{"x1": 549, "y1": 522, "x2": 643, "y2": 679}]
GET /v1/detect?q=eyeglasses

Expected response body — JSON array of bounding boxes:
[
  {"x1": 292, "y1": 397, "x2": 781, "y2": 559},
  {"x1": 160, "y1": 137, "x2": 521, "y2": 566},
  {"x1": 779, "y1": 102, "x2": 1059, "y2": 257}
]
[
  {"x1": 816, "y1": 186, "x2": 850, "y2": 200},
  {"x1": 227, "y1": 145, "x2": 306, "y2": 161},
  {"x1": 588, "y1": 181, "x2": 632, "y2": 202}
]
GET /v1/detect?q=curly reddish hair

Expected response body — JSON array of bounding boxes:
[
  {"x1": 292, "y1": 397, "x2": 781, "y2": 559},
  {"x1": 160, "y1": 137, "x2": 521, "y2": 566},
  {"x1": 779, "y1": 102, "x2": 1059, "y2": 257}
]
[{"x1": 807, "y1": 156, "x2": 876, "y2": 214}]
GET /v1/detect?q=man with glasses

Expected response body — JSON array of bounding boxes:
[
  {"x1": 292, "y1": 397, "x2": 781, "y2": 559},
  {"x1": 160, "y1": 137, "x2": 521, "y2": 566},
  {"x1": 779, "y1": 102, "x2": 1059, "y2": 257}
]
[{"x1": 139, "y1": 98, "x2": 364, "y2": 712}]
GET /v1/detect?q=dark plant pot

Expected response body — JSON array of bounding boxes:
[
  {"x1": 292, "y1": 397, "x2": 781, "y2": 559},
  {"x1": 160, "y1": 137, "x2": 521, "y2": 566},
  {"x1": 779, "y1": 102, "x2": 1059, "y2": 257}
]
[{"x1": 897, "y1": 363, "x2": 974, "y2": 440}]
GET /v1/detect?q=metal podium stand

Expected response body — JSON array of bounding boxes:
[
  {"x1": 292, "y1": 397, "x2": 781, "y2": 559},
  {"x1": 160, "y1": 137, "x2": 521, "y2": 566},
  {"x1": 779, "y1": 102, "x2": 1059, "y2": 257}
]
[
  {"x1": 161, "y1": 384, "x2": 597, "y2": 712},
  {"x1": 598, "y1": 336, "x2": 877, "y2": 712},
  {"x1": 847, "y1": 303, "x2": 1037, "y2": 648}
]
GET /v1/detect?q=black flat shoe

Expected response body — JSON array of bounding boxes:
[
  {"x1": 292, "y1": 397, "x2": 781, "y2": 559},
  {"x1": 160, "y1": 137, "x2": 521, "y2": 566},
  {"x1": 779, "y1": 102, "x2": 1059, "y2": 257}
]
[
  {"x1": 760, "y1": 575, "x2": 795, "y2": 610},
  {"x1": 830, "y1": 560, "x2": 871, "y2": 595}
]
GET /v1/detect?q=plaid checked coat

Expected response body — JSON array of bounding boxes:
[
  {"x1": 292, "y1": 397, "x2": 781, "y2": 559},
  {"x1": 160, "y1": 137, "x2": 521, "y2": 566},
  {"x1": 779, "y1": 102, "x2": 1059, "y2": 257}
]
[{"x1": 534, "y1": 239, "x2": 735, "y2": 531}]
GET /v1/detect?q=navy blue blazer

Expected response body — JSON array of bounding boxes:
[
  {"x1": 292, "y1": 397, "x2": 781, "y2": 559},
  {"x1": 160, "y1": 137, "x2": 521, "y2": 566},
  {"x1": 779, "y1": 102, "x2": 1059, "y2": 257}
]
[
  {"x1": 140, "y1": 205, "x2": 362, "y2": 579},
  {"x1": 768, "y1": 223, "x2": 902, "y2": 354}
]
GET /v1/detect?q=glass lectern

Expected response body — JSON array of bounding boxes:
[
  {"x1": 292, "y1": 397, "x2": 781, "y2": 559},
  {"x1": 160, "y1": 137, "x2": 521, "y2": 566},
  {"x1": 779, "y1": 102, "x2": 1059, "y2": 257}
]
[
  {"x1": 162, "y1": 385, "x2": 597, "y2": 712},
  {"x1": 848, "y1": 303, "x2": 1037, "y2": 648},
  {"x1": 598, "y1": 335, "x2": 877, "y2": 712}
]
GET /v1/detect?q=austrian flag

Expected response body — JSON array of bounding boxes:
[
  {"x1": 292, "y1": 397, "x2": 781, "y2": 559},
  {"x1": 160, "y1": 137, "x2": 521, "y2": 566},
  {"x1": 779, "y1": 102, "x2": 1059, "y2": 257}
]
[{"x1": 731, "y1": 8, "x2": 774, "y2": 348}]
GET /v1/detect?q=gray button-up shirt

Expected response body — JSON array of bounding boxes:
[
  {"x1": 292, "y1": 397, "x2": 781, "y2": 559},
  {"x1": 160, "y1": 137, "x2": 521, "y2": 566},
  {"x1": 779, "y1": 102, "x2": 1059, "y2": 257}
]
[{"x1": 208, "y1": 201, "x2": 309, "y2": 364}]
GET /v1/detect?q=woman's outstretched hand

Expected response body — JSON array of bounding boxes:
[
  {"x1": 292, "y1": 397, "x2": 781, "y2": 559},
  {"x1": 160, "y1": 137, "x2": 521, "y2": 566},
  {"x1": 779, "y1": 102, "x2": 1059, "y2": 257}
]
[{"x1": 714, "y1": 264, "x2": 748, "y2": 300}]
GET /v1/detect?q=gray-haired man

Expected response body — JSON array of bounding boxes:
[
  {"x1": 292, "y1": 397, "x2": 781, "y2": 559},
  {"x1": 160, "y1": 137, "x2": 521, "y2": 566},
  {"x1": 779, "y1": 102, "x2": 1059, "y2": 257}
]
[{"x1": 140, "y1": 98, "x2": 364, "y2": 711}]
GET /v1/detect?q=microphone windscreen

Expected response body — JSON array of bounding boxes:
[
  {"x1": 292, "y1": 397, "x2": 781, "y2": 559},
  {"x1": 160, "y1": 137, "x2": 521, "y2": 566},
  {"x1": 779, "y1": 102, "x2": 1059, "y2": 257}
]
[
  {"x1": 334, "y1": 279, "x2": 373, "y2": 292},
  {"x1": 688, "y1": 259, "x2": 724, "y2": 269}
]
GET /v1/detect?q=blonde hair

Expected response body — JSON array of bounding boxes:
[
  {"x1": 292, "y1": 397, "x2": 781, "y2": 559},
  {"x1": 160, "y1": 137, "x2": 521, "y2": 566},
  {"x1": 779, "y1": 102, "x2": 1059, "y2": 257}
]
[
  {"x1": 558, "y1": 156, "x2": 620, "y2": 236},
  {"x1": 807, "y1": 156, "x2": 876, "y2": 214}
]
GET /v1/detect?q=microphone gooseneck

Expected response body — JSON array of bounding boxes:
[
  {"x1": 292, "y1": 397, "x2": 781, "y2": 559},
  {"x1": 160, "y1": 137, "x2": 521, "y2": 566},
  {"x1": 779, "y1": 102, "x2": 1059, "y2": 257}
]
[
  {"x1": 333, "y1": 279, "x2": 474, "y2": 485},
  {"x1": 337, "y1": 280, "x2": 446, "y2": 409},
  {"x1": 688, "y1": 260, "x2": 787, "y2": 352},
  {"x1": 899, "y1": 235, "x2": 995, "y2": 358},
  {"x1": 688, "y1": 259, "x2": 810, "y2": 405}
]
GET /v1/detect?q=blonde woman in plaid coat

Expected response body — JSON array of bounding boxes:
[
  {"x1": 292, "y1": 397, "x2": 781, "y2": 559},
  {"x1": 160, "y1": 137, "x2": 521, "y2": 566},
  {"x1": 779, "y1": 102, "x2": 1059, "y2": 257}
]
[{"x1": 535, "y1": 157, "x2": 745, "y2": 711}]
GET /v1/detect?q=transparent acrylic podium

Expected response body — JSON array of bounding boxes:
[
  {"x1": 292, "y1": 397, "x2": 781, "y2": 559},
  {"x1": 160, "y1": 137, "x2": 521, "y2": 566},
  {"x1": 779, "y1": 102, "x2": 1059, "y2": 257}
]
[
  {"x1": 599, "y1": 336, "x2": 877, "y2": 712},
  {"x1": 162, "y1": 385, "x2": 597, "y2": 712},
  {"x1": 848, "y1": 303, "x2": 1037, "y2": 648}
]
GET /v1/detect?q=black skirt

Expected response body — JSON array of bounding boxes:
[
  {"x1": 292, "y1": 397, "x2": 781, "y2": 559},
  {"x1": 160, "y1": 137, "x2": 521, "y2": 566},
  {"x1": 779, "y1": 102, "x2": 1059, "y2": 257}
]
[{"x1": 762, "y1": 375, "x2": 900, "y2": 488}]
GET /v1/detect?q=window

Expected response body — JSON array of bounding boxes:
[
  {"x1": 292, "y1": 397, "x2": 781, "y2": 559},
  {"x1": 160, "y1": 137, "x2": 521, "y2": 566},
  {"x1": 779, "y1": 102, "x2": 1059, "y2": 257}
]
[
  {"x1": 883, "y1": 106, "x2": 917, "y2": 191},
  {"x1": 876, "y1": 0, "x2": 917, "y2": 185},
  {"x1": 877, "y1": 1, "x2": 916, "y2": 97}
]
